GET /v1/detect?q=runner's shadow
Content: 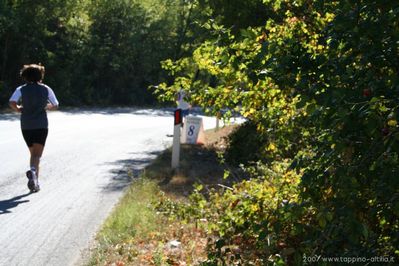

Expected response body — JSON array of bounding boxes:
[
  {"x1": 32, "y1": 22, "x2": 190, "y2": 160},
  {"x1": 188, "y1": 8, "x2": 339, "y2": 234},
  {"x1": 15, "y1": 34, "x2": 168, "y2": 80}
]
[{"x1": 0, "y1": 193, "x2": 31, "y2": 214}]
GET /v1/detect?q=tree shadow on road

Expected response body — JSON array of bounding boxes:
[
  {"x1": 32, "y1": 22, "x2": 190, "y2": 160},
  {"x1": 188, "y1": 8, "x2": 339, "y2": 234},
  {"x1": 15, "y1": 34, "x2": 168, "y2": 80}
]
[
  {"x1": 59, "y1": 107, "x2": 208, "y2": 117},
  {"x1": 61, "y1": 107, "x2": 175, "y2": 117},
  {"x1": 102, "y1": 151, "x2": 163, "y2": 192},
  {"x1": 0, "y1": 193, "x2": 31, "y2": 214},
  {"x1": 0, "y1": 112, "x2": 20, "y2": 121}
]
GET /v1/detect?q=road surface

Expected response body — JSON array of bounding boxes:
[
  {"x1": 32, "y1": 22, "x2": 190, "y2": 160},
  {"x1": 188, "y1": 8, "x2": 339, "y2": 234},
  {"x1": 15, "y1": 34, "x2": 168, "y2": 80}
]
[{"x1": 0, "y1": 108, "x2": 220, "y2": 266}]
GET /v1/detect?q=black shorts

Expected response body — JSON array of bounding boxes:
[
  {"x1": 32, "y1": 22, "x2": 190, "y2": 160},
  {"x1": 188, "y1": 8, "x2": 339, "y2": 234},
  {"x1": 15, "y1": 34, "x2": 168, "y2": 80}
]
[{"x1": 22, "y1": 128, "x2": 48, "y2": 147}]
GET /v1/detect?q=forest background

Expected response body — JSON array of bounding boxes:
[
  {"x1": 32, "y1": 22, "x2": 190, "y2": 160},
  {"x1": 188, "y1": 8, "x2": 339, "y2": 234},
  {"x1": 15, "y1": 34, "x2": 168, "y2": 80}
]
[
  {"x1": 0, "y1": 0, "x2": 200, "y2": 106},
  {"x1": 1, "y1": 0, "x2": 398, "y2": 264}
]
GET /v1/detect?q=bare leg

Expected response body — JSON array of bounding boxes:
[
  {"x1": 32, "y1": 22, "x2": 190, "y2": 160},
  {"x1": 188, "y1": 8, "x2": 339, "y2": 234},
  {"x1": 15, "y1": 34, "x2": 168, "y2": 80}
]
[{"x1": 29, "y1": 143, "x2": 45, "y2": 177}]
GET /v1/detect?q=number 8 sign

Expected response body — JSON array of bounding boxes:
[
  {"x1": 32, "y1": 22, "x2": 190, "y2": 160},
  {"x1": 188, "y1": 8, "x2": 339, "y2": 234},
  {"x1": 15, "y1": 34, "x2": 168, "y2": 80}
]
[{"x1": 182, "y1": 116, "x2": 204, "y2": 144}]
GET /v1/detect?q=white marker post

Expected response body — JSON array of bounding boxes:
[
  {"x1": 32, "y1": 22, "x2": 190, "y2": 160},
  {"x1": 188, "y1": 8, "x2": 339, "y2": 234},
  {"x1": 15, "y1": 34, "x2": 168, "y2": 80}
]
[{"x1": 171, "y1": 109, "x2": 182, "y2": 169}]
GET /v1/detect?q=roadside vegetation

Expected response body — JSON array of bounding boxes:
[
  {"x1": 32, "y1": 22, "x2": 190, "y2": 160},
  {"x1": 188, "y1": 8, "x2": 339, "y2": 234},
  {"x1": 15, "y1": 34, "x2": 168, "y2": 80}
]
[
  {"x1": 152, "y1": 0, "x2": 398, "y2": 265},
  {"x1": 88, "y1": 126, "x2": 235, "y2": 265},
  {"x1": 2, "y1": 0, "x2": 398, "y2": 265},
  {"x1": 87, "y1": 177, "x2": 209, "y2": 266}
]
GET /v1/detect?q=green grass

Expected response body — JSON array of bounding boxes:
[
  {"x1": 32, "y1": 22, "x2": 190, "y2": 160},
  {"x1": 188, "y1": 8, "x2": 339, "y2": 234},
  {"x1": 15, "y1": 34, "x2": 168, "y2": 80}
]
[
  {"x1": 101, "y1": 179, "x2": 160, "y2": 242},
  {"x1": 87, "y1": 178, "x2": 163, "y2": 265}
]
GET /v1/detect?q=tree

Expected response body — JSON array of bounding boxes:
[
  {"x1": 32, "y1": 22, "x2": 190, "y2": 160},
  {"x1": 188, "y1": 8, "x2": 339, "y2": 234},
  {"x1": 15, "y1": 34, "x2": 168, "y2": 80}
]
[
  {"x1": 0, "y1": 0, "x2": 87, "y2": 106},
  {"x1": 153, "y1": 0, "x2": 399, "y2": 263},
  {"x1": 0, "y1": 0, "x2": 190, "y2": 107}
]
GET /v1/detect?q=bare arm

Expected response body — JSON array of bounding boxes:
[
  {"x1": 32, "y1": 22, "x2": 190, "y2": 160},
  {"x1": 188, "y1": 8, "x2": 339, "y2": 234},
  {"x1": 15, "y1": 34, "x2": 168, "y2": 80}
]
[
  {"x1": 9, "y1": 101, "x2": 22, "y2": 113},
  {"x1": 46, "y1": 103, "x2": 58, "y2": 110}
]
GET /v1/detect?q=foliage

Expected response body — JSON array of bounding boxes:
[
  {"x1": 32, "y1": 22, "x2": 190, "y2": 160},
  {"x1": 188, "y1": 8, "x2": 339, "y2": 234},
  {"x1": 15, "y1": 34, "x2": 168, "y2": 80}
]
[
  {"x1": 0, "y1": 0, "x2": 192, "y2": 107},
  {"x1": 153, "y1": 0, "x2": 399, "y2": 264},
  {"x1": 224, "y1": 121, "x2": 268, "y2": 165},
  {"x1": 0, "y1": 0, "x2": 74, "y2": 102},
  {"x1": 156, "y1": 162, "x2": 306, "y2": 265},
  {"x1": 198, "y1": 0, "x2": 276, "y2": 32}
]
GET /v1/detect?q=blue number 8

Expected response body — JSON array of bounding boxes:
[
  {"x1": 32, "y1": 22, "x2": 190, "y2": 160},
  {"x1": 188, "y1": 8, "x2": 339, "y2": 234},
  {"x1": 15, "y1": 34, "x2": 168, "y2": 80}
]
[{"x1": 188, "y1": 125, "x2": 195, "y2": 136}]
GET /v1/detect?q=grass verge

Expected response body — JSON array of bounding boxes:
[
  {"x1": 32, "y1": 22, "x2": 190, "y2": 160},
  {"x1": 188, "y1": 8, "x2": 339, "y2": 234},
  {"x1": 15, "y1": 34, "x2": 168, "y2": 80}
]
[{"x1": 87, "y1": 126, "x2": 237, "y2": 266}]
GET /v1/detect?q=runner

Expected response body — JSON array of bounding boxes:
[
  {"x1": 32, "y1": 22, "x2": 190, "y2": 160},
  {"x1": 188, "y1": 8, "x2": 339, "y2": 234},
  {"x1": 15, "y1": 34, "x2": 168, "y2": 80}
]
[{"x1": 9, "y1": 64, "x2": 59, "y2": 192}]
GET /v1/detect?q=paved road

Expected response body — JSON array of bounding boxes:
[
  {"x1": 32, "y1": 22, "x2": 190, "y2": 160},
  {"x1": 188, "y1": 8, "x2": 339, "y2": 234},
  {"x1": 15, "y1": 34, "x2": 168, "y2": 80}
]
[{"x1": 0, "y1": 108, "x2": 218, "y2": 266}]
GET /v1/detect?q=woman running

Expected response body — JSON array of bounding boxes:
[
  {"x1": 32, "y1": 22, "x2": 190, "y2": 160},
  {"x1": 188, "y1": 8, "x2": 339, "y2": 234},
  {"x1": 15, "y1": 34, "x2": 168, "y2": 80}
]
[{"x1": 9, "y1": 64, "x2": 59, "y2": 192}]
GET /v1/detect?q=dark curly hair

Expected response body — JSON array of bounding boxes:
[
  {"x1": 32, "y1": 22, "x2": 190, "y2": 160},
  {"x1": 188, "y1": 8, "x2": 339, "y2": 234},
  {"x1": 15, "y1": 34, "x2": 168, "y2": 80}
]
[{"x1": 20, "y1": 64, "x2": 45, "y2": 82}]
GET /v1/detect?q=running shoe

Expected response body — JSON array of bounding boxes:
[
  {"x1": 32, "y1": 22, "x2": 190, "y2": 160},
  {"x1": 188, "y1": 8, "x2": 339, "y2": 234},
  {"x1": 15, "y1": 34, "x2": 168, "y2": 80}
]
[{"x1": 26, "y1": 170, "x2": 40, "y2": 192}]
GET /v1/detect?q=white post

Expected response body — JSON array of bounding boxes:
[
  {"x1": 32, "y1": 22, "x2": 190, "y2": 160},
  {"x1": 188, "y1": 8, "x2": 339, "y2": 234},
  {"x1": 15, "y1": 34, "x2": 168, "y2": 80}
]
[{"x1": 171, "y1": 109, "x2": 182, "y2": 169}]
